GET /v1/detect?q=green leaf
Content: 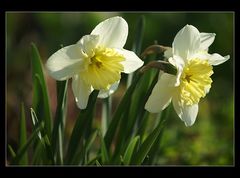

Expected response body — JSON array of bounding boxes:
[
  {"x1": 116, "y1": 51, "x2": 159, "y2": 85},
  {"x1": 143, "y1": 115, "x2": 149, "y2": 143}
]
[
  {"x1": 131, "y1": 115, "x2": 166, "y2": 165},
  {"x1": 132, "y1": 15, "x2": 145, "y2": 56},
  {"x1": 112, "y1": 70, "x2": 158, "y2": 161},
  {"x1": 85, "y1": 129, "x2": 98, "y2": 153},
  {"x1": 18, "y1": 103, "x2": 28, "y2": 165},
  {"x1": 12, "y1": 122, "x2": 44, "y2": 164},
  {"x1": 30, "y1": 108, "x2": 43, "y2": 140},
  {"x1": 145, "y1": 107, "x2": 170, "y2": 164},
  {"x1": 123, "y1": 136, "x2": 140, "y2": 165},
  {"x1": 137, "y1": 112, "x2": 150, "y2": 142},
  {"x1": 111, "y1": 106, "x2": 130, "y2": 160},
  {"x1": 42, "y1": 135, "x2": 55, "y2": 164},
  {"x1": 104, "y1": 73, "x2": 142, "y2": 150},
  {"x1": 127, "y1": 70, "x2": 158, "y2": 137},
  {"x1": 65, "y1": 90, "x2": 99, "y2": 164},
  {"x1": 135, "y1": 71, "x2": 159, "y2": 139},
  {"x1": 30, "y1": 108, "x2": 55, "y2": 164},
  {"x1": 31, "y1": 43, "x2": 52, "y2": 138},
  {"x1": 32, "y1": 141, "x2": 44, "y2": 165},
  {"x1": 127, "y1": 15, "x2": 145, "y2": 88},
  {"x1": 8, "y1": 144, "x2": 16, "y2": 159},
  {"x1": 71, "y1": 129, "x2": 99, "y2": 165},
  {"x1": 51, "y1": 80, "x2": 68, "y2": 164},
  {"x1": 101, "y1": 135, "x2": 109, "y2": 164}
]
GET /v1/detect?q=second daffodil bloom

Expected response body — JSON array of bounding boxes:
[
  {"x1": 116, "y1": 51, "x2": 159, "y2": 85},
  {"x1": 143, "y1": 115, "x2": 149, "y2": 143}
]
[
  {"x1": 145, "y1": 24, "x2": 230, "y2": 126},
  {"x1": 46, "y1": 16, "x2": 143, "y2": 109}
]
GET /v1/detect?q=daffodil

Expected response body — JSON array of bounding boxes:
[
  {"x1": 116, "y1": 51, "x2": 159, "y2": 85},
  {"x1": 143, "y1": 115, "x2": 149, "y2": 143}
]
[
  {"x1": 145, "y1": 24, "x2": 230, "y2": 126},
  {"x1": 46, "y1": 16, "x2": 143, "y2": 109}
]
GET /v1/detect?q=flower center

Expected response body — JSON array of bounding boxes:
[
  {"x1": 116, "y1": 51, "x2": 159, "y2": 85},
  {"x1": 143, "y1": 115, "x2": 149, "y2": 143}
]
[
  {"x1": 178, "y1": 59, "x2": 213, "y2": 105},
  {"x1": 80, "y1": 46, "x2": 125, "y2": 90}
]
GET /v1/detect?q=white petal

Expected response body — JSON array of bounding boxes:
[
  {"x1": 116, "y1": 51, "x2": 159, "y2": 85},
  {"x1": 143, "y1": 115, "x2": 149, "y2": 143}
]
[
  {"x1": 172, "y1": 96, "x2": 182, "y2": 119},
  {"x1": 145, "y1": 74, "x2": 174, "y2": 113},
  {"x1": 77, "y1": 34, "x2": 99, "y2": 56},
  {"x1": 200, "y1": 32, "x2": 216, "y2": 51},
  {"x1": 91, "y1": 16, "x2": 128, "y2": 48},
  {"x1": 46, "y1": 45, "x2": 85, "y2": 81},
  {"x1": 208, "y1": 53, "x2": 230, "y2": 66},
  {"x1": 191, "y1": 52, "x2": 230, "y2": 66},
  {"x1": 168, "y1": 56, "x2": 184, "y2": 87},
  {"x1": 72, "y1": 74, "x2": 93, "y2": 109},
  {"x1": 117, "y1": 49, "x2": 144, "y2": 74},
  {"x1": 173, "y1": 24, "x2": 201, "y2": 61},
  {"x1": 172, "y1": 97, "x2": 198, "y2": 127},
  {"x1": 181, "y1": 104, "x2": 198, "y2": 127},
  {"x1": 164, "y1": 47, "x2": 172, "y2": 59},
  {"x1": 98, "y1": 81, "x2": 119, "y2": 98}
]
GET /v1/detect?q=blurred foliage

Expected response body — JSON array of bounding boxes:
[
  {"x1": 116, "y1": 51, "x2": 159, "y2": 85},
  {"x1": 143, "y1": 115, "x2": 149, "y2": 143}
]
[{"x1": 6, "y1": 12, "x2": 233, "y2": 165}]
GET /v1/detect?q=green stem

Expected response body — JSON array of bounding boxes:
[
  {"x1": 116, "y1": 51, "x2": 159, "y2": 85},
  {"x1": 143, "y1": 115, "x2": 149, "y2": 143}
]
[{"x1": 101, "y1": 96, "x2": 111, "y2": 136}]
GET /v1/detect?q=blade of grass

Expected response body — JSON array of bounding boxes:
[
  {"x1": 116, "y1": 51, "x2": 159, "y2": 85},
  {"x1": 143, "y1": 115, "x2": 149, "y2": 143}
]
[
  {"x1": 30, "y1": 107, "x2": 43, "y2": 140},
  {"x1": 18, "y1": 102, "x2": 28, "y2": 165},
  {"x1": 85, "y1": 129, "x2": 98, "y2": 154},
  {"x1": 123, "y1": 136, "x2": 140, "y2": 165},
  {"x1": 112, "y1": 70, "x2": 158, "y2": 161},
  {"x1": 52, "y1": 80, "x2": 68, "y2": 164},
  {"x1": 126, "y1": 70, "x2": 158, "y2": 138},
  {"x1": 65, "y1": 90, "x2": 99, "y2": 164},
  {"x1": 31, "y1": 43, "x2": 52, "y2": 139},
  {"x1": 8, "y1": 144, "x2": 16, "y2": 159},
  {"x1": 104, "y1": 72, "x2": 142, "y2": 151},
  {"x1": 71, "y1": 129, "x2": 98, "y2": 165},
  {"x1": 32, "y1": 141, "x2": 44, "y2": 165},
  {"x1": 144, "y1": 107, "x2": 170, "y2": 164},
  {"x1": 30, "y1": 108, "x2": 55, "y2": 164},
  {"x1": 42, "y1": 135, "x2": 55, "y2": 164},
  {"x1": 12, "y1": 122, "x2": 44, "y2": 164},
  {"x1": 101, "y1": 135, "x2": 109, "y2": 164},
  {"x1": 130, "y1": 109, "x2": 168, "y2": 165}
]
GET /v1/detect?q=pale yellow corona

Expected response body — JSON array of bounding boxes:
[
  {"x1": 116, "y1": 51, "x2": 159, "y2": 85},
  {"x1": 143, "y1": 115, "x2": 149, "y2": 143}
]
[
  {"x1": 80, "y1": 46, "x2": 125, "y2": 90},
  {"x1": 178, "y1": 59, "x2": 213, "y2": 105}
]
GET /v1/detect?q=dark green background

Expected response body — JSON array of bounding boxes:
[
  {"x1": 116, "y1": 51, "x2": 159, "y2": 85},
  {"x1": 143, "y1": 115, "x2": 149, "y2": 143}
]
[{"x1": 6, "y1": 12, "x2": 234, "y2": 165}]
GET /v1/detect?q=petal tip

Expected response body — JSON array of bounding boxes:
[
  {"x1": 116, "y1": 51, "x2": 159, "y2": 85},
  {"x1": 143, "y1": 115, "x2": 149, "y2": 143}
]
[{"x1": 224, "y1": 55, "x2": 230, "y2": 60}]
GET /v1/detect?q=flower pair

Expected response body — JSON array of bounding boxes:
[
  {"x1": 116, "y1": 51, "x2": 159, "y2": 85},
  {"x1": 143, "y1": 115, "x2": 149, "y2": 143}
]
[{"x1": 46, "y1": 16, "x2": 229, "y2": 126}]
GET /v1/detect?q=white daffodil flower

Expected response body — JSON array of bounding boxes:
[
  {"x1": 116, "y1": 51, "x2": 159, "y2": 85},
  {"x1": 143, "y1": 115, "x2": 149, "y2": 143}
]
[
  {"x1": 46, "y1": 16, "x2": 144, "y2": 109},
  {"x1": 145, "y1": 24, "x2": 230, "y2": 126}
]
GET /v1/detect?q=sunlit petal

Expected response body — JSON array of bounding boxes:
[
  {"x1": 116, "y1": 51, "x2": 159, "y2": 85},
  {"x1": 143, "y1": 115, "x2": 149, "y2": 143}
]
[
  {"x1": 46, "y1": 45, "x2": 85, "y2": 80},
  {"x1": 91, "y1": 16, "x2": 128, "y2": 48}
]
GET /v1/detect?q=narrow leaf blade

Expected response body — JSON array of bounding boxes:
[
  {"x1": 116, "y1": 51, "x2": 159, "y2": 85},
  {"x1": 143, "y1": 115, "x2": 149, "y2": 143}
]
[
  {"x1": 31, "y1": 43, "x2": 52, "y2": 138},
  {"x1": 18, "y1": 103, "x2": 28, "y2": 165},
  {"x1": 65, "y1": 90, "x2": 99, "y2": 164},
  {"x1": 123, "y1": 136, "x2": 140, "y2": 165},
  {"x1": 131, "y1": 117, "x2": 166, "y2": 165},
  {"x1": 101, "y1": 135, "x2": 109, "y2": 164},
  {"x1": 51, "y1": 80, "x2": 68, "y2": 164},
  {"x1": 12, "y1": 122, "x2": 44, "y2": 164}
]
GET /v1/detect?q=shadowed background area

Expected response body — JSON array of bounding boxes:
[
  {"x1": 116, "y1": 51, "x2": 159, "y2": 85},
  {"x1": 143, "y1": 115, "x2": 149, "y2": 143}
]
[{"x1": 6, "y1": 12, "x2": 234, "y2": 165}]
